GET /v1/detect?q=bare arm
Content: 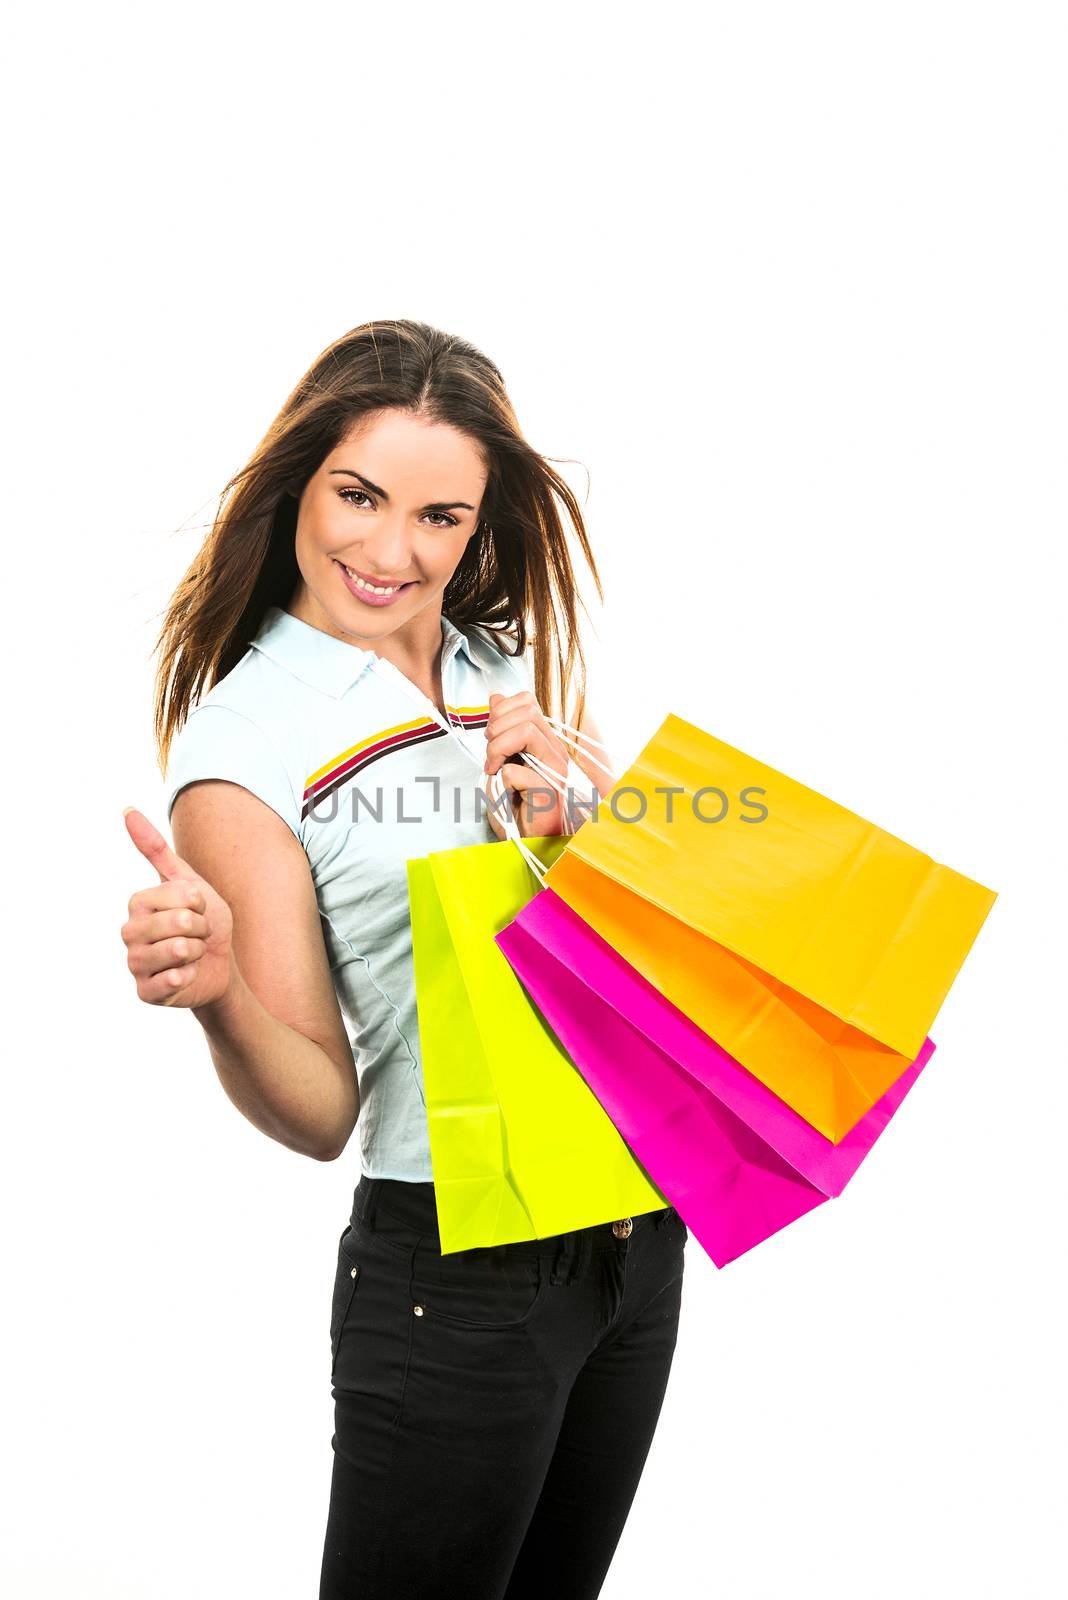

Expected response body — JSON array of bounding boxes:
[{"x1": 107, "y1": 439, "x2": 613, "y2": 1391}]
[{"x1": 170, "y1": 780, "x2": 359, "y2": 1161}]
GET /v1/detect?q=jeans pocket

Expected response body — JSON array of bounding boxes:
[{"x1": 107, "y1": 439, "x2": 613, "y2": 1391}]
[
  {"x1": 329, "y1": 1226, "x2": 362, "y2": 1378},
  {"x1": 411, "y1": 1242, "x2": 546, "y2": 1332}
]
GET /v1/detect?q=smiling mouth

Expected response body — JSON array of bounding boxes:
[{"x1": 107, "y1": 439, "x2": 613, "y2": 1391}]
[{"x1": 335, "y1": 560, "x2": 417, "y2": 596}]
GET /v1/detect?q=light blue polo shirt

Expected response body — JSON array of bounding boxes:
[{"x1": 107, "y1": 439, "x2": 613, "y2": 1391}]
[{"x1": 164, "y1": 602, "x2": 534, "y2": 1179}]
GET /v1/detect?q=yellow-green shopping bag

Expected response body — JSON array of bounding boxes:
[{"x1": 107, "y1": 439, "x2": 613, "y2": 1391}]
[{"x1": 407, "y1": 832, "x2": 666, "y2": 1254}]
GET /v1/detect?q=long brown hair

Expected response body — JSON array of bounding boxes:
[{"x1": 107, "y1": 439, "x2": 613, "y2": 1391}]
[{"x1": 153, "y1": 319, "x2": 603, "y2": 775}]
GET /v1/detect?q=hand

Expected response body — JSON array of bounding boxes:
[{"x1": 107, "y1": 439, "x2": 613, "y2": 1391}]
[
  {"x1": 120, "y1": 807, "x2": 236, "y2": 1008},
  {"x1": 483, "y1": 690, "x2": 573, "y2": 838}
]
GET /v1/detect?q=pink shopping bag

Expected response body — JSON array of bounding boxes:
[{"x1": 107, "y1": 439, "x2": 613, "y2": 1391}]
[{"x1": 496, "y1": 887, "x2": 935, "y2": 1267}]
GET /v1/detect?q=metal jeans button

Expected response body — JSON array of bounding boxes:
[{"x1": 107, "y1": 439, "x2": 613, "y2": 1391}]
[{"x1": 612, "y1": 1218, "x2": 633, "y2": 1239}]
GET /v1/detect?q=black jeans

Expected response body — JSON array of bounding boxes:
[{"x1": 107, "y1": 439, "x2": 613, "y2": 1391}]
[{"x1": 319, "y1": 1175, "x2": 687, "y2": 1600}]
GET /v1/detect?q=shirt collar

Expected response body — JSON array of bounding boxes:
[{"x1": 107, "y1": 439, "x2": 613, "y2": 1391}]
[
  {"x1": 250, "y1": 604, "x2": 476, "y2": 699},
  {"x1": 441, "y1": 613, "x2": 477, "y2": 671}
]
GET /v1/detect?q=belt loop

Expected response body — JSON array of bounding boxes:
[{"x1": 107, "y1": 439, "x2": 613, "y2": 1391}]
[
  {"x1": 549, "y1": 1232, "x2": 572, "y2": 1287},
  {"x1": 551, "y1": 1229, "x2": 587, "y2": 1287},
  {"x1": 361, "y1": 1177, "x2": 383, "y2": 1230}
]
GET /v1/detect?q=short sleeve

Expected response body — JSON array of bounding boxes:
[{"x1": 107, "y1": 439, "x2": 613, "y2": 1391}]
[{"x1": 165, "y1": 703, "x2": 302, "y2": 843}]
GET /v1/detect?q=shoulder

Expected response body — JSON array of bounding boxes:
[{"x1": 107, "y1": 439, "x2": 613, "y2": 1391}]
[
  {"x1": 169, "y1": 648, "x2": 298, "y2": 765},
  {"x1": 165, "y1": 655, "x2": 304, "y2": 842},
  {"x1": 462, "y1": 621, "x2": 535, "y2": 695}
]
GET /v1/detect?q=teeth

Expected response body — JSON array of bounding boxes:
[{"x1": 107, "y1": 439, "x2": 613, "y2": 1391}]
[{"x1": 343, "y1": 565, "x2": 402, "y2": 594}]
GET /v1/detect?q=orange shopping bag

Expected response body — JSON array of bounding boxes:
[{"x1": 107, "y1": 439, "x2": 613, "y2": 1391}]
[{"x1": 541, "y1": 713, "x2": 997, "y2": 1142}]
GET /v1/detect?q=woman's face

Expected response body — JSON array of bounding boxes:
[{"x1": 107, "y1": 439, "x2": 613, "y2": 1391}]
[{"x1": 289, "y1": 408, "x2": 487, "y2": 649}]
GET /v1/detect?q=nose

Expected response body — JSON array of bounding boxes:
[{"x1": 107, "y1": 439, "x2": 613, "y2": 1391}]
[{"x1": 349, "y1": 517, "x2": 415, "y2": 579}]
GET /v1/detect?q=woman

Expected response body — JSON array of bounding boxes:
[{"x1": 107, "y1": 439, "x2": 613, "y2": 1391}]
[{"x1": 121, "y1": 319, "x2": 687, "y2": 1600}]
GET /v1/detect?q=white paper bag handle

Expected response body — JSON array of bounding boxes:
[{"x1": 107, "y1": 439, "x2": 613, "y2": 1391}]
[
  {"x1": 540, "y1": 713, "x2": 619, "y2": 783},
  {"x1": 518, "y1": 747, "x2": 607, "y2": 837},
  {"x1": 481, "y1": 712, "x2": 621, "y2": 840}
]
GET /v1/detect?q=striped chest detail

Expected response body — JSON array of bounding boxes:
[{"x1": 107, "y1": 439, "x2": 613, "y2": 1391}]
[{"x1": 302, "y1": 705, "x2": 490, "y2": 820}]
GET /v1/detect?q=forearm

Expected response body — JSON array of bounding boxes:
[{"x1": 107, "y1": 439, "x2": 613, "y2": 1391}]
[
  {"x1": 566, "y1": 711, "x2": 616, "y2": 803},
  {"x1": 566, "y1": 751, "x2": 615, "y2": 802},
  {"x1": 191, "y1": 962, "x2": 357, "y2": 1161}
]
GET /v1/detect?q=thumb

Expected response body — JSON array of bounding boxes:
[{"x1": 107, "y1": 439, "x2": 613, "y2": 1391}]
[{"x1": 122, "y1": 805, "x2": 197, "y2": 885}]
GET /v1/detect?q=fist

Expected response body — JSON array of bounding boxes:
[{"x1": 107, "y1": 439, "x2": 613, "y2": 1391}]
[{"x1": 482, "y1": 690, "x2": 572, "y2": 838}]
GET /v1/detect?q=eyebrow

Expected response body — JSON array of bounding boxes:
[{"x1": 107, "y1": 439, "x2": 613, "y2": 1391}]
[{"x1": 328, "y1": 468, "x2": 476, "y2": 513}]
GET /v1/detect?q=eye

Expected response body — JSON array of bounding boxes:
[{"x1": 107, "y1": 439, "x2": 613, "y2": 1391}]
[{"x1": 337, "y1": 487, "x2": 459, "y2": 529}]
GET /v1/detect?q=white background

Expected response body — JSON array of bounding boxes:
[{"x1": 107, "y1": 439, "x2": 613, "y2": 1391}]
[{"x1": 3, "y1": 3, "x2": 1065, "y2": 1596}]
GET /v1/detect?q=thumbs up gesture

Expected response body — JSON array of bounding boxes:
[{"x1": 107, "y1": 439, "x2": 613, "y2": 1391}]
[{"x1": 120, "y1": 806, "x2": 235, "y2": 1009}]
